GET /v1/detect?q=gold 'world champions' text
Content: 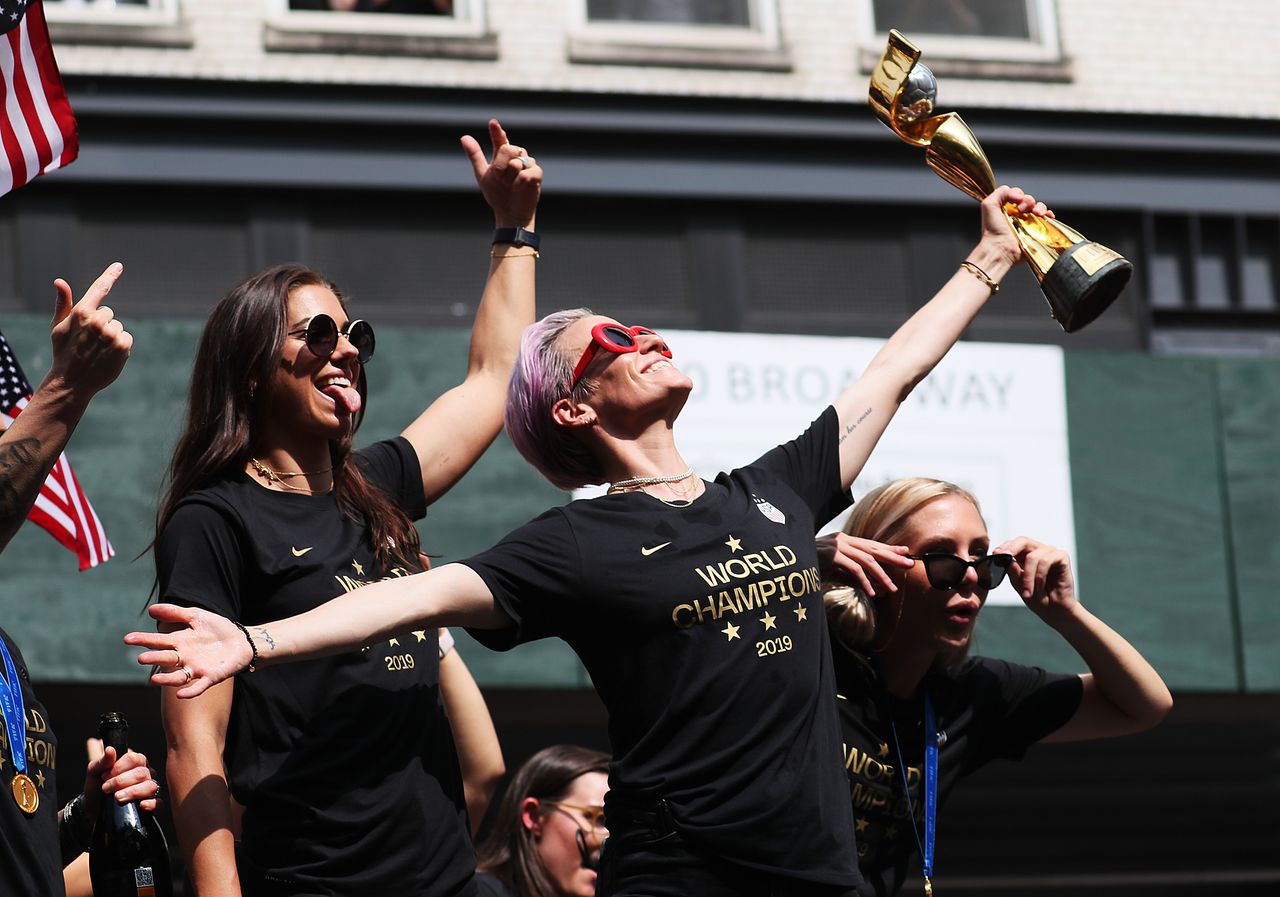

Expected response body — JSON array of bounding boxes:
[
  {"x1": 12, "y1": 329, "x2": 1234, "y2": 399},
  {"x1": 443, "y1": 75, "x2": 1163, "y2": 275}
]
[{"x1": 671, "y1": 544, "x2": 822, "y2": 629}]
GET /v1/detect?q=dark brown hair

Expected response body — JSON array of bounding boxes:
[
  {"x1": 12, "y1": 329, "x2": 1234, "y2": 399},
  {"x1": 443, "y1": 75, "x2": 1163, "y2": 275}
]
[
  {"x1": 476, "y1": 745, "x2": 610, "y2": 897},
  {"x1": 153, "y1": 264, "x2": 421, "y2": 573}
]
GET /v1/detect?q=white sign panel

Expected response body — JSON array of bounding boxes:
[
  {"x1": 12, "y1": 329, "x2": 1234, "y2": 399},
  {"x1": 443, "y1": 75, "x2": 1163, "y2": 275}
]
[{"x1": 580, "y1": 331, "x2": 1076, "y2": 606}]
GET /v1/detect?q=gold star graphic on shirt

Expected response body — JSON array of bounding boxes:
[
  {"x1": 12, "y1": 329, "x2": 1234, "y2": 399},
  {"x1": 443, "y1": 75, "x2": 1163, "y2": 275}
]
[
  {"x1": 794, "y1": 605, "x2": 807, "y2": 622},
  {"x1": 388, "y1": 638, "x2": 400, "y2": 647},
  {"x1": 724, "y1": 535, "x2": 742, "y2": 553},
  {"x1": 36, "y1": 770, "x2": 46, "y2": 790},
  {"x1": 760, "y1": 612, "x2": 777, "y2": 631},
  {"x1": 855, "y1": 818, "x2": 869, "y2": 833},
  {"x1": 412, "y1": 630, "x2": 428, "y2": 642},
  {"x1": 722, "y1": 622, "x2": 741, "y2": 641},
  {"x1": 877, "y1": 742, "x2": 889, "y2": 758},
  {"x1": 351, "y1": 559, "x2": 365, "y2": 575}
]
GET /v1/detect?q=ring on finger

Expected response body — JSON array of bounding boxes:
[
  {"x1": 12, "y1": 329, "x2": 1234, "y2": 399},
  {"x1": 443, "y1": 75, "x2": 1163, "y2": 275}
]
[{"x1": 180, "y1": 666, "x2": 194, "y2": 684}]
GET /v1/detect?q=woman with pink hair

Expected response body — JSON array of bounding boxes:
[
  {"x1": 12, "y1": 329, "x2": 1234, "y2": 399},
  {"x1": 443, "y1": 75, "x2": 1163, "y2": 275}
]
[{"x1": 131, "y1": 185, "x2": 1049, "y2": 897}]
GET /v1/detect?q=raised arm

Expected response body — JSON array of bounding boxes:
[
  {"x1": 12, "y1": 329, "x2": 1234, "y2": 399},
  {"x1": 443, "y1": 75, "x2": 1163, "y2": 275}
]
[
  {"x1": 996, "y1": 536, "x2": 1173, "y2": 742},
  {"x1": 438, "y1": 629, "x2": 505, "y2": 835},
  {"x1": 401, "y1": 119, "x2": 541, "y2": 503},
  {"x1": 126, "y1": 563, "x2": 509, "y2": 698},
  {"x1": 0, "y1": 263, "x2": 131, "y2": 551},
  {"x1": 831, "y1": 187, "x2": 1044, "y2": 489}
]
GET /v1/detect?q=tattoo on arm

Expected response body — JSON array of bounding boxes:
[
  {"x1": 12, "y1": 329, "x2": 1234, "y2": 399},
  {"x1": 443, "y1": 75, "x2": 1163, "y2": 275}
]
[
  {"x1": 838, "y1": 408, "x2": 873, "y2": 446},
  {"x1": 255, "y1": 627, "x2": 277, "y2": 652},
  {"x1": 0, "y1": 437, "x2": 51, "y2": 549}
]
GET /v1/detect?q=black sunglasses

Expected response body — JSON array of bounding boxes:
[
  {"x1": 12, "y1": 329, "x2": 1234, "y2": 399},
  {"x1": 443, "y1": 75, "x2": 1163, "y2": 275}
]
[
  {"x1": 907, "y1": 552, "x2": 1013, "y2": 591},
  {"x1": 287, "y1": 314, "x2": 375, "y2": 365}
]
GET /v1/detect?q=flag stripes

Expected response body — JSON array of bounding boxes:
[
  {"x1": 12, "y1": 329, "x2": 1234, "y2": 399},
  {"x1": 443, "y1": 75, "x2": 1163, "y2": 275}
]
[{"x1": 0, "y1": 1, "x2": 77, "y2": 196}]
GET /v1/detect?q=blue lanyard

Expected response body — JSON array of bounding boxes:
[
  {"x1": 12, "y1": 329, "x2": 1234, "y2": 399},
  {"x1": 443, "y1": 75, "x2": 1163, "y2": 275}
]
[
  {"x1": 922, "y1": 693, "x2": 938, "y2": 892},
  {"x1": 889, "y1": 690, "x2": 938, "y2": 897},
  {"x1": 0, "y1": 638, "x2": 28, "y2": 777}
]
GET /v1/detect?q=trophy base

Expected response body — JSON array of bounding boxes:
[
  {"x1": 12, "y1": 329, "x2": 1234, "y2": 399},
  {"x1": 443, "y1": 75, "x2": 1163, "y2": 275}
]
[{"x1": 1041, "y1": 241, "x2": 1133, "y2": 333}]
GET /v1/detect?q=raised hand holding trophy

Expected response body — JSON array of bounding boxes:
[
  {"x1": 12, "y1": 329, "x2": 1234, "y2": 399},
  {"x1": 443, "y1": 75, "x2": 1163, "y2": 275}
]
[{"x1": 869, "y1": 30, "x2": 1132, "y2": 332}]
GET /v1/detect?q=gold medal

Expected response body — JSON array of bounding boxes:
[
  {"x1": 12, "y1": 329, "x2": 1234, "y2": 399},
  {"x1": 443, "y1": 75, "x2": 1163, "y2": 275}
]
[{"x1": 11, "y1": 772, "x2": 38, "y2": 814}]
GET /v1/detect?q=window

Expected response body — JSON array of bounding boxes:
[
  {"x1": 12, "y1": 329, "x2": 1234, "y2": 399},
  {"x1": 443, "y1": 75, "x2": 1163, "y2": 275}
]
[
  {"x1": 43, "y1": 0, "x2": 188, "y2": 46},
  {"x1": 267, "y1": 0, "x2": 494, "y2": 57},
  {"x1": 586, "y1": 0, "x2": 750, "y2": 26},
  {"x1": 871, "y1": 0, "x2": 1034, "y2": 40},
  {"x1": 860, "y1": 0, "x2": 1064, "y2": 71},
  {"x1": 287, "y1": 0, "x2": 450, "y2": 15},
  {"x1": 46, "y1": 0, "x2": 158, "y2": 8},
  {"x1": 570, "y1": 0, "x2": 787, "y2": 70},
  {"x1": 44, "y1": 0, "x2": 179, "y2": 23}
]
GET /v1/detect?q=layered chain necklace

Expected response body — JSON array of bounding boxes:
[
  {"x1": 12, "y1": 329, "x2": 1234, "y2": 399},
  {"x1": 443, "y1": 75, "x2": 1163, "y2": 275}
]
[
  {"x1": 607, "y1": 467, "x2": 700, "y2": 507},
  {"x1": 607, "y1": 467, "x2": 696, "y2": 492}
]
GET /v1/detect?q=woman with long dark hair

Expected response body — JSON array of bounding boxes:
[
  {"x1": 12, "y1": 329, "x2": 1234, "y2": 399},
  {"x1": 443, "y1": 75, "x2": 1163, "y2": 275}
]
[
  {"x1": 134, "y1": 185, "x2": 1049, "y2": 895},
  {"x1": 821, "y1": 477, "x2": 1170, "y2": 896},
  {"x1": 475, "y1": 745, "x2": 610, "y2": 897},
  {"x1": 152, "y1": 120, "x2": 540, "y2": 897}
]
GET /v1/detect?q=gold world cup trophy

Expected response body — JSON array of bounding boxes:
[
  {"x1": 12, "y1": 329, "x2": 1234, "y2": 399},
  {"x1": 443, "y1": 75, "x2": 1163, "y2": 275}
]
[{"x1": 869, "y1": 30, "x2": 1132, "y2": 332}]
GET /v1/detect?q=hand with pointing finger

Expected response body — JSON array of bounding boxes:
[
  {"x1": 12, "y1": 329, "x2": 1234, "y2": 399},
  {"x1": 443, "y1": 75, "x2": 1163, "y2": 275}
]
[
  {"x1": 46, "y1": 262, "x2": 132, "y2": 399},
  {"x1": 460, "y1": 119, "x2": 541, "y2": 230}
]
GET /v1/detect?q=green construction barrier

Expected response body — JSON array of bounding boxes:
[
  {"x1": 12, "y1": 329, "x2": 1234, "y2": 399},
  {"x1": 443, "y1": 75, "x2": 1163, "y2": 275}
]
[{"x1": 2, "y1": 314, "x2": 1276, "y2": 692}]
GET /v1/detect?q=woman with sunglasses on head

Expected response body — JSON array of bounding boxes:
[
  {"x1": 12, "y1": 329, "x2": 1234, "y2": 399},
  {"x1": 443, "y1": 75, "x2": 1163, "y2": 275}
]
[
  {"x1": 134, "y1": 185, "x2": 1055, "y2": 895},
  {"x1": 474, "y1": 745, "x2": 610, "y2": 897},
  {"x1": 151, "y1": 120, "x2": 539, "y2": 897},
  {"x1": 820, "y1": 477, "x2": 1171, "y2": 897}
]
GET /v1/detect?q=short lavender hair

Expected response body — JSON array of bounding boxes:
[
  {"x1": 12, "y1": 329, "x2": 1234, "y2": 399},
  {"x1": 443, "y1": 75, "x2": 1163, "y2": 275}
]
[{"x1": 504, "y1": 308, "x2": 607, "y2": 491}]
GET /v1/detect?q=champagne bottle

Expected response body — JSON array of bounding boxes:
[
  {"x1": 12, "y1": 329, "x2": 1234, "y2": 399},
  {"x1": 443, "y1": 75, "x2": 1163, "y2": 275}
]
[{"x1": 89, "y1": 712, "x2": 173, "y2": 897}]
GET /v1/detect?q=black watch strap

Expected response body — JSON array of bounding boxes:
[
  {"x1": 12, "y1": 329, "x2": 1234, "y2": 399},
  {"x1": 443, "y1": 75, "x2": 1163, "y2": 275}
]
[{"x1": 492, "y1": 227, "x2": 540, "y2": 250}]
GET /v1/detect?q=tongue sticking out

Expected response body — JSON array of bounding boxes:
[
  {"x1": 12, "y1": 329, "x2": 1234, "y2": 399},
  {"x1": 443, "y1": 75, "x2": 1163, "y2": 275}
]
[{"x1": 321, "y1": 384, "x2": 362, "y2": 416}]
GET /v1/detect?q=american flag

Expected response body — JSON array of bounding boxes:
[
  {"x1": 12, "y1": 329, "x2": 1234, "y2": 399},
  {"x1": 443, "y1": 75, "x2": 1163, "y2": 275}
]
[
  {"x1": 1, "y1": 0, "x2": 78, "y2": 197},
  {"x1": 0, "y1": 328, "x2": 112, "y2": 570}
]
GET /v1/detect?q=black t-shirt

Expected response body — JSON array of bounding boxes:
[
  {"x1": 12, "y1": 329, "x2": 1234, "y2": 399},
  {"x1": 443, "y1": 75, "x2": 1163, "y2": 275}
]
[
  {"x1": 0, "y1": 627, "x2": 64, "y2": 897},
  {"x1": 473, "y1": 871, "x2": 516, "y2": 897},
  {"x1": 156, "y1": 439, "x2": 474, "y2": 897},
  {"x1": 465, "y1": 408, "x2": 862, "y2": 886},
  {"x1": 831, "y1": 639, "x2": 1083, "y2": 897}
]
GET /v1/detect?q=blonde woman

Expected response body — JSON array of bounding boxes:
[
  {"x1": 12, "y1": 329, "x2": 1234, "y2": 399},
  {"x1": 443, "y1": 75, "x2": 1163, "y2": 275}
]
[{"x1": 820, "y1": 477, "x2": 1172, "y2": 897}]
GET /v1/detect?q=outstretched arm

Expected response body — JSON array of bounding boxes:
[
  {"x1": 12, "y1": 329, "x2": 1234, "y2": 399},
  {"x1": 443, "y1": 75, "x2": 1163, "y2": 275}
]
[
  {"x1": 832, "y1": 187, "x2": 1045, "y2": 489},
  {"x1": 0, "y1": 264, "x2": 131, "y2": 551},
  {"x1": 126, "y1": 563, "x2": 509, "y2": 698},
  {"x1": 996, "y1": 536, "x2": 1173, "y2": 742},
  {"x1": 401, "y1": 119, "x2": 541, "y2": 503}
]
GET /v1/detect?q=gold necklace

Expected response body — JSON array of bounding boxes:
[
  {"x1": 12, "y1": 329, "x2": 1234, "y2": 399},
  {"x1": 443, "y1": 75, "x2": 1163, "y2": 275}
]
[
  {"x1": 249, "y1": 458, "x2": 333, "y2": 493},
  {"x1": 607, "y1": 467, "x2": 695, "y2": 494}
]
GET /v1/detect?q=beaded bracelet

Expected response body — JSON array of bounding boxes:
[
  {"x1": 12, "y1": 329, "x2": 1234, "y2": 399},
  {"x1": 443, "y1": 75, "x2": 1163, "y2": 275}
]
[
  {"x1": 233, "y1": 620, "x2": 259, "y2": 673},
  {"x1": 490, "y1": 247, "x2": 540, "y2": 259},
  {"x1": 959, "y1": 260, "x2": 999, "y2": 293}
]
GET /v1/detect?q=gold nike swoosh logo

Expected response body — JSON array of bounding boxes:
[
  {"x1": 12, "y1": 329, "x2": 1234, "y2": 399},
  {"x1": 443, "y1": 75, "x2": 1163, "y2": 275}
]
[
  {"x1": 641, "y1": 542, "x2": 672, "y2": 556},
  {"x1": 291, "y1": 546, "x2": 314, "y2": 557}
]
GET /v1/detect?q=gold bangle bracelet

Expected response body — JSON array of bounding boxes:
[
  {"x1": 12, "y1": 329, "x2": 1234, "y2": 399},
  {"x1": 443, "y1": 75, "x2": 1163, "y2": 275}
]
[
  {"x1": 491, "y1": 247, "x2": 540, "y2": 259},
  {"x1": 959, "y1": 260, "x2": 999, "y2": 293}
]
